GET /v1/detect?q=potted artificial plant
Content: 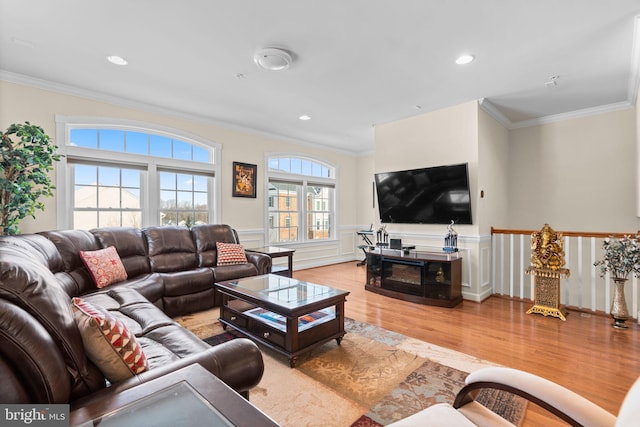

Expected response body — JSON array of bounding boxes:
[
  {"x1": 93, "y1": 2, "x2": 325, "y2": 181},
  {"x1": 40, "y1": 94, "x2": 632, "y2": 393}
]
[
  {"x1": 0, "y1": 122, "x2": 61, "y2": 235},
  {"x1": 594, "y1": 235, "x2": 640, "y2": 328}
]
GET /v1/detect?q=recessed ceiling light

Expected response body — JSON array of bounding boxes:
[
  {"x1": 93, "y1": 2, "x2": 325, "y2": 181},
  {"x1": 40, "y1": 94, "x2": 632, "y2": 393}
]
[
  {"x1": 455, "y1": 54, "x2": 475, "y2": 65},
  {"x1": 299, "y1": 115, "x2": 311, "y2": 121},
  {"x1": 107, "y1": 55, "x2": 128, "y2": 66}
]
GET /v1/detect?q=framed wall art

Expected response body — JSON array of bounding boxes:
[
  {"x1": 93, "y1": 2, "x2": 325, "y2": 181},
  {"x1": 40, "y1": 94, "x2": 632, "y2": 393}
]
[{"x1": 232, "y1": 161, "x2": 257, "y2": 198}]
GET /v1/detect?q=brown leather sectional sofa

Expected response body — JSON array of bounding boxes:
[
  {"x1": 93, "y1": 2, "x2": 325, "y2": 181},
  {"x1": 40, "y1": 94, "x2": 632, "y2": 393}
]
[{"x1": 0, "y1": 224, "x2": 272, "y2": 406}]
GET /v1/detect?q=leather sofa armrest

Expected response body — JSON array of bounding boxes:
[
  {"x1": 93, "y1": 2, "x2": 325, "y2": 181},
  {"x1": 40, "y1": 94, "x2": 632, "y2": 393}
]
[
  {"x1": 71, "y1": 338, "x2": 264, "y2": 410},
  {"x1": 245, "y1": 252, "x2": 272, "y2": 275}
]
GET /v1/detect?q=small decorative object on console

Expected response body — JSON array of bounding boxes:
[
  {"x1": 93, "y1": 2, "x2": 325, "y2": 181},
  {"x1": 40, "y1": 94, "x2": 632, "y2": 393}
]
[
  {"x1": 376, "y1": 225, "x2": 388, "y2": 247},
  {"x1": 443, "y1": 220, "x2": 458, "y2": 253}
]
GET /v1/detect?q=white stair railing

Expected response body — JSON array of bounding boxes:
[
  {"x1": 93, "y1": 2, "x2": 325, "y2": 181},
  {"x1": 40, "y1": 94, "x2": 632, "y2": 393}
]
[{"x1": 491, "y1": 227, "x2": 639, "y2": 319}]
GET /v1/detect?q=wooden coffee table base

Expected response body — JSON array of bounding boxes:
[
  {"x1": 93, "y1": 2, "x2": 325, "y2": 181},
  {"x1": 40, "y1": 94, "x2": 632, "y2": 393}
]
[{"x1": 216, "y1": 275, "x2": 349, "y2": 368}]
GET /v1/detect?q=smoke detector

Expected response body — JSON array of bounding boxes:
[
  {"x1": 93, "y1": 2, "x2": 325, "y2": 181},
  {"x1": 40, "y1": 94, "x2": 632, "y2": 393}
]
[{"x1": 253, "y1": 48, "x2": 292, "y2": 71}]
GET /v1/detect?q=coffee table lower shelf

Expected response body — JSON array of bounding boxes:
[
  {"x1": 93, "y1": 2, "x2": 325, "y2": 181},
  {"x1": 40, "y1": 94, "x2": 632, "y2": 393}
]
[{"x1": 218, "y1": 299, "x2": 346, "y2": 368}]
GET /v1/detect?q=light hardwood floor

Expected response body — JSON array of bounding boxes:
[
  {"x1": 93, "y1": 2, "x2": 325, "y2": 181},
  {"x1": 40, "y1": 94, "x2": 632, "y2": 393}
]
[{"x1": 293, "y1": 261, "x2": 640, "y2": 425}]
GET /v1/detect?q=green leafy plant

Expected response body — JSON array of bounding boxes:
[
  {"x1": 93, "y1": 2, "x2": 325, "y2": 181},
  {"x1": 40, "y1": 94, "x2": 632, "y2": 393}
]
[
  {"x1": 0, "y1": 122, "x2": 61, "y2": 235},
  {"x1": 594, "y1": 235, "x2": 640, "y2": 280}
]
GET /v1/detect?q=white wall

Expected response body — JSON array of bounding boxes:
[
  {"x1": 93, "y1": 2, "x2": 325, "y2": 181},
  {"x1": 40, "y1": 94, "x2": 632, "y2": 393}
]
[
  {"x1": 507, "y1": 108, "x2": 639, "y2": 232},
  {"x1": 0, "y1": 80, "x2": 361, "y2": 269}
]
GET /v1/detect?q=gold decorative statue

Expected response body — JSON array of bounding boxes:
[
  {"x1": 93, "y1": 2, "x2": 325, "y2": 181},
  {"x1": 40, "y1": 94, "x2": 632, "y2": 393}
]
[
  {"x1": 526, "y1": 224, "x2": 570, "y2": 321},
  {"x1": 530, "y1": 223, "x2": 565, "y2": 270}
]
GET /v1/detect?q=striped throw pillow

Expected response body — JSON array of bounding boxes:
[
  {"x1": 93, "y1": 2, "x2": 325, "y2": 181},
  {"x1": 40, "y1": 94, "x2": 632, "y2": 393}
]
[{"x1": 216, "y1": 242, "x2": 248, "y2": 265}]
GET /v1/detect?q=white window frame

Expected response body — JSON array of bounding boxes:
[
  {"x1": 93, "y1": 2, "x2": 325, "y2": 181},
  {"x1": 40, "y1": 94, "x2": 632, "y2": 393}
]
[
  {"x1": 265, "y1": 153, "x2": 337, "y2": 245},
  {"x1": 55, "y1": 115, "x2": 221, "y2": 229}
]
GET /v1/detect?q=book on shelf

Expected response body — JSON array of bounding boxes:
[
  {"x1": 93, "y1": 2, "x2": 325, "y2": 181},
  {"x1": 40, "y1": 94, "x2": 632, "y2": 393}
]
[{"x1": 245, "y1": 306, "x2": 335, "y2": 332}]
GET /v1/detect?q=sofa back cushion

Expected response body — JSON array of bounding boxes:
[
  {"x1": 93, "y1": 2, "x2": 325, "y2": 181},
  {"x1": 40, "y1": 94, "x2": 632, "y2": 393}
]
[
  {"x1": 0, "y1": 243, "x2": 105, "y2": 402},
  {"x1": 143, "y1": 226, "x2": 198, "y2": 273},
  {"x1": 39, "y1": 230, "x2": 102, "y2": 296},
  {"x1": 190, "y1": 224, "x2": 239, "y2": 267},
  {"x1": 91, "y1": 227, "x2": 151, "y2": 277}
]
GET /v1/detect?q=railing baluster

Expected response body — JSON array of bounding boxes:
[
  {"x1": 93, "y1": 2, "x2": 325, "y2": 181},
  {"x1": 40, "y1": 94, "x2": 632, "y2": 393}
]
[
  {"x1": 577, "y1": 236, "x2": 583, "y2": 309},
  {"x1": 509, "y1": 233, "x2": 514, "y2": 297},
  {"x1": 564, "y1": 236, "x2": 570, "y2": 305},
  {"x1": 519, "y1": 234, "x2": 525, "y2": 299},
  {"x1": 590, "y1": 237, "x2": 597, "y2": 312}
]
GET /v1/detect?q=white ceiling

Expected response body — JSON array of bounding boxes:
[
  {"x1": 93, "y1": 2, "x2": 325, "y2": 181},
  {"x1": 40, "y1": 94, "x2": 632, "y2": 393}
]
[{"x1": 1, "y1": 1, "x2": 639, "y2": 154}]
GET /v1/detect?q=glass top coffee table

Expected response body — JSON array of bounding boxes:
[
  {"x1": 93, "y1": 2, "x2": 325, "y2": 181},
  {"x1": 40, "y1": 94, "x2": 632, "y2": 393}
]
[{"x1": 216, "y1": 274, "x2": 350, "y2": 367}]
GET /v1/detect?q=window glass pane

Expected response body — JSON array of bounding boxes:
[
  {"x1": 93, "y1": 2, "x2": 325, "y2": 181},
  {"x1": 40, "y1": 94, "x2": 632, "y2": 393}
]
[
  {"x1": 98, "y1": 167, "x2": 120, "y2": 186},
  {"x1": 177, "y1": 174, "x2": 193, "y2": 191},
  {"x1": 121, "y1": 188, "x2": 140, "y2": 209},
  {"x1": 74, "y1": 211, "x2": 97, "y2": 230},
  {"x1": 75, "y1": 164, "x2": 97, "y2": 185},
  {"x1": 193, "y1": 192, "x2": 208, "y2": 209},
  {"x1": 193, "y1": 175, "x2": 207, "y2": 192},
  {"x1": 194, "y1": 212, "x2": 208, "y2": 225},
  {"x1": 268, "y1": 158, "x2": 279, "y2": 170},
  {"x1": 177, "y1": 191, "x2": 193, "y2": 209},
  {"x1": 279, "y1": 158, "x2": 291, "y2": 173},
  {"x1": 290, "y1": 158, "x2": 302, "y2": 174},
  {"x1": 121, "y1": 169, "x2": 140, "y2": 188},
  {"x1": 160, "y1": 190, "x2": 176, "y2": 209},
  {"x1": 122, "y1": 211, "x2": 142, "y2": 228},
  {"x1": 301, "y1": 160, "x2": 312, "y2": 176},
  {"x1": 99, "y1": 211, "x2": 122, "y2": 227},
  {"x1": 160, "y1": 211, "x2": 177, "y2": 226},
  {"x1": 150, "y1": 135, "x2": 172, "y2": 157},
  {"x1": 159, "y1": 172, "x2": 176, "y2": 190},
  {"x1": 193, "y1": 145, "x2": 209, "y2": 163},
  {"x1": 99, "y1": 130, "x2": 125, "y2": 152},
  {"x1": 311, "y1": 162, "x2": 321, "y2": 177},
  {"x1": 321, "y1": 166, "x2": 330, "y2": 178},
  {"x1": 126, "y1": 132, "x2": 149, "y2": 154},
  {"x1": 74, "y1": 185, "x2": 97, "y2": 208},
  {"x1": 70, "y1": 129, "x2": 98, "y2": 148},
  {"x1": 178, "y1": 212, "x2": 195, "y2": 227},
  {"x1": 98, "y1": 187, "x2": 121, "y2": 208},
  {"x1": 173, "y1": 140, "x2": 192, "y2": 161}
]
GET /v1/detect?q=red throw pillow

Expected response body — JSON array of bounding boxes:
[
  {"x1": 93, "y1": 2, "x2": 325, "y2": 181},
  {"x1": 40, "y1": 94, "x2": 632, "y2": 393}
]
[
  {"x1": 72, "y1": 297, "x2": 148, "y2": 382},
  {"x1": 216, "y1": 242, "x2": 248, "y2": 265},
  {"x1": 80, "y1": 246, "x2": 128, "y2": 288}
]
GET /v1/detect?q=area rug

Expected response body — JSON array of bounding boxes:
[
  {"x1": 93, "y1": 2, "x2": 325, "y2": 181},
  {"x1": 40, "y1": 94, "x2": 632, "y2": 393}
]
[{"x1": 178, "y1": 310, "x2": 527, "y2": 426}]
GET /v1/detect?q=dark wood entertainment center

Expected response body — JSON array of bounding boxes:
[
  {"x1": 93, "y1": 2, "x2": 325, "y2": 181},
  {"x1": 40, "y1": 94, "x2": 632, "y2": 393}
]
[{"x1": 365, "y1": 249, "x2": 462, "y2": 307}]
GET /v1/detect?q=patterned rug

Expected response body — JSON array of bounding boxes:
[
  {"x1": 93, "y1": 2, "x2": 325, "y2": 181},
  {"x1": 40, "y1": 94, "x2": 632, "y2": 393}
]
[{"x1": 180, "y1": 311, "x2": 527, "y2": 426}]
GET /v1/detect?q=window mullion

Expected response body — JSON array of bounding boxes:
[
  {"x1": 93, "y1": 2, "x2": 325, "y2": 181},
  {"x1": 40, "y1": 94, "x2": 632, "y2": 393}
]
[{"x1": 146, "y1": 162, "x2": 157, "y2": 227}]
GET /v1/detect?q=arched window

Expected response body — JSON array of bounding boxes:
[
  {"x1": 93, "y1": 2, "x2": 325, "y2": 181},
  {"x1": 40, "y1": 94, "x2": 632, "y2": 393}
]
[
  {"x1": 56, "y1": 116, "x2": 221, "y2": 229},
  {"x1": 266, "y1": 155, "x2": 336, "y2": 244}
]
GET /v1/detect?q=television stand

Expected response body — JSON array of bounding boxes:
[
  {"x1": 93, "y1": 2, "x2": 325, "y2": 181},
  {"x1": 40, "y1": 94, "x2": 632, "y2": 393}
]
[{"x1": 365, "y1": 249, "x2": 462, "y2": 308}]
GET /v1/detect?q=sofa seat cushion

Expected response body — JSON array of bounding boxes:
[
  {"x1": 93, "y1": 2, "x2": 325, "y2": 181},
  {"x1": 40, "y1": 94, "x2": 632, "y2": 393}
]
[
  {"x1": 80, "y1": 288, "x2": 210, "y2": 369},
  {"x1": 72, "y1": 298, "x2": 149, "y2": 383},
  {"x1": 213, "y1": 264, "x2": 259, "y2": 282}
]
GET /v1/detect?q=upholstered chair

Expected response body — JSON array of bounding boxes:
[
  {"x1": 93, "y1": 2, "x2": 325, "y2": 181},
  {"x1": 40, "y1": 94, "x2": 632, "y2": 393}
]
[{"x1": 387, "y1": 366, "x2": 639, "y2": 427}]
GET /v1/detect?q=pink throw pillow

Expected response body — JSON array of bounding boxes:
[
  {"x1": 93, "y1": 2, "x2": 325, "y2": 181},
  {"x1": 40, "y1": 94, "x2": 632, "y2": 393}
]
[{"x1": 80, "y1": 246, "x2": 128, "y2": 288}]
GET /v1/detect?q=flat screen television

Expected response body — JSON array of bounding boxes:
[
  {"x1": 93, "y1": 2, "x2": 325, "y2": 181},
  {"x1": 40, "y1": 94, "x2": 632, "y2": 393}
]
[{"x1": 374, "y1": 163, "x2": 472, "y2": 224}]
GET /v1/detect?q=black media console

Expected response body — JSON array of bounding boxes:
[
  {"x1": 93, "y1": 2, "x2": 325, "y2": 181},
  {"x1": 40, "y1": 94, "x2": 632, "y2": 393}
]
[{"x1": 365, "y1": 249, "x2": 462, "y2": 307}]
